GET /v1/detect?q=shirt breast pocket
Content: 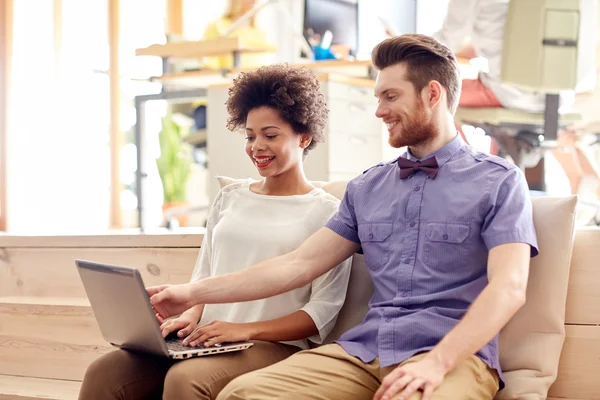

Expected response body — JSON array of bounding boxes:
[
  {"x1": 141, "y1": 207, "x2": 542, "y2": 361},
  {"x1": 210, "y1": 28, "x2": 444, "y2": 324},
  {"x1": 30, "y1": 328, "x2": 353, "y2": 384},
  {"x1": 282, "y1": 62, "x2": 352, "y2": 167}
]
[
  {"x1": 358, "y1": 223, "x2": 392, "y2": 271},
  {"x1": 423, "y1": 222, "x2": 471, "y2": 269}
]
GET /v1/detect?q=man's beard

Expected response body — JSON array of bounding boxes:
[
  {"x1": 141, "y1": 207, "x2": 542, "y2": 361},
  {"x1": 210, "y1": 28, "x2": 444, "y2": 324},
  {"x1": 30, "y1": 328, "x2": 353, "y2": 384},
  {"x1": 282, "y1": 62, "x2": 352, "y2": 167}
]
[{"x1": 388, "y1": 100, "x2": 437, "y2": 149}]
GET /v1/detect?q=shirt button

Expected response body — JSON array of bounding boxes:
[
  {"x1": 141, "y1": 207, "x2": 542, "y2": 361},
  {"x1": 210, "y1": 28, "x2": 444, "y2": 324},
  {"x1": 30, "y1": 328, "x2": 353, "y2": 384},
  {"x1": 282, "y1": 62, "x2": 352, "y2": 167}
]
[
  {"x1": 409, "y1": 221, "x2": 415, "y2": 228},
  {"x1": 414, "y1": 186, "x2": 420, "y2": 192},
  {"x1": 443, "y1": 234, "x2": 449, "y2": 240},
  {"x1": 404, "y1": 258, "x2": 410, "y2": 264},
  {"x1": 384, "y1": 317, "x2": 391, "y2": 322},
  {"x1": 369, "y1": 233, "x2": 374, "y2": 239},
  {"x1": 401, "y1": 292, "x2": 409, "y2": 298}
]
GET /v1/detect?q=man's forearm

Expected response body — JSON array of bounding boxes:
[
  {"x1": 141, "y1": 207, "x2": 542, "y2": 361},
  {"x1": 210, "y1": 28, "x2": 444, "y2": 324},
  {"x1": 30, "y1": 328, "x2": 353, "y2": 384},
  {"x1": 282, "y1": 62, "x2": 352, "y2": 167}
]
[
  {"x1": 189, "y1": 251, "x2": 312, "y2": 305},
  {"x1": 185, "y1": 227, "x2": 358, "y2": 308},
  {"x1": 182, "y1": 303, "x2": 205, "y2": 321},
  {"x1": 426, "y1": 281, "x2": 526, "y2": 372}
]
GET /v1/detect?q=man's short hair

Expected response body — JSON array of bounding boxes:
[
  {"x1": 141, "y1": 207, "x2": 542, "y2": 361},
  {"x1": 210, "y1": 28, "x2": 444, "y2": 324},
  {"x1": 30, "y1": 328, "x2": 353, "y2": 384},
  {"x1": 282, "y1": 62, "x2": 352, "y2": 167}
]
[{"x1": 371, "y1": 34, "x2": 461, "y2": 114}]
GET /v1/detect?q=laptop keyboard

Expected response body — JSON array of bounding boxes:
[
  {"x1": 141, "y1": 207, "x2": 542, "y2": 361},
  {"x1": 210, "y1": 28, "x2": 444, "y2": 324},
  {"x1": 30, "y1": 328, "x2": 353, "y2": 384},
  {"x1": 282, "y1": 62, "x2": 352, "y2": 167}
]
[
  {"x1": 165, "y1": 337, "x2": 221, "y2": 351},
  {"x1": 165, "y1": 337, "x2": 194, "y2": 352}
]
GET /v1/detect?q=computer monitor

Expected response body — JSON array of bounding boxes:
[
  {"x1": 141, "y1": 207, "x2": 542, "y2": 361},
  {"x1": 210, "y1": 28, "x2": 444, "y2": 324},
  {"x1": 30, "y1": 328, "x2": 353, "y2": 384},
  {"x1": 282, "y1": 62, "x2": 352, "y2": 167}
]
[{"x1": 303, "y1": 0, "x2": 359, "y2": 57}]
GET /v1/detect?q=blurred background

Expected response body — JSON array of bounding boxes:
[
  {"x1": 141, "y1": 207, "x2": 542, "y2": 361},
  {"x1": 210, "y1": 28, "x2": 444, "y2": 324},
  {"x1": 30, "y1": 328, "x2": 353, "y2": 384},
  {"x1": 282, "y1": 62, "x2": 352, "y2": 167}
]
[{"x1": 0, "y1": 0, "x2": 598, "y2": 235}]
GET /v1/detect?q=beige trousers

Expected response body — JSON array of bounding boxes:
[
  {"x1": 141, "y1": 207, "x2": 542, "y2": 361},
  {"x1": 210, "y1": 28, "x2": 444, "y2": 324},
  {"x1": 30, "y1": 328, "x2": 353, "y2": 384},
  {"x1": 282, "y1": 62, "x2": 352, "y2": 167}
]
[
  {"x1": 218, "y1": 344, "x2": 499, "y2": 400},
  {"x1": 78, "y1": 341, "x2": 298, "y2": 400}
]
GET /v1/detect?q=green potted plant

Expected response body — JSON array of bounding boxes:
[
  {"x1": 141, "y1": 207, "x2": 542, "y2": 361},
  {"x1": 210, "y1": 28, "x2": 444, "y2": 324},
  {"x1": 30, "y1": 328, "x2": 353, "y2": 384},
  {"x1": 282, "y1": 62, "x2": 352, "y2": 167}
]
[{"x1": 156, "y1": 115, "x2": 192, "y2": 226}]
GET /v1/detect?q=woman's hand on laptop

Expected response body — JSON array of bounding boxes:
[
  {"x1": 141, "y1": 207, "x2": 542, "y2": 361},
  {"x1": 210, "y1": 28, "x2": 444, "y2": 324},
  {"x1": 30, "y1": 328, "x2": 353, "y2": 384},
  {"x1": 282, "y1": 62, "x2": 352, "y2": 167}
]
[
  {"x1": 147, "y1": 283, "x2": 195, "y2": 319},
  {"x1": 182, "y1": 321, "x2": 252, "y2": 347}
]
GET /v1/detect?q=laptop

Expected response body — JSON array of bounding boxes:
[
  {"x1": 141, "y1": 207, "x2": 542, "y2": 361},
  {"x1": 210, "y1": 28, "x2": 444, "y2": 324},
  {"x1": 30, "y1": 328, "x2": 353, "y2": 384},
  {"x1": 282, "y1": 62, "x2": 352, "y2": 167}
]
[{"x1": 75, "y1": 259, "x2": 254, "y2": 360}]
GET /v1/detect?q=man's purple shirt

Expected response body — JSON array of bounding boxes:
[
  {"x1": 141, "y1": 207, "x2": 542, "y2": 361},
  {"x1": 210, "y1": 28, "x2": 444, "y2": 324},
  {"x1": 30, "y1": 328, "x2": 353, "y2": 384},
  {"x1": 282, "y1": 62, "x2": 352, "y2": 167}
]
[{"x1": 326, "y1": 135, "x2": 538, "y2": 389}]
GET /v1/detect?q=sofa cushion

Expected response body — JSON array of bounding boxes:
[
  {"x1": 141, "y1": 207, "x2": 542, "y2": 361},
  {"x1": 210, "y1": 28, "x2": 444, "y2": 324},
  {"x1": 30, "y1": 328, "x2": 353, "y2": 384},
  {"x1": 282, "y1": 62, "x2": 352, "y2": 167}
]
[
  {"x1": 216, "y1": 176, "x2": 251, "y2": 189},
  {"x1": 495, "y1": 195, "x2": 577, "y2": 399},
  {"x1": 314, "y1": 181, "x2": 374, "y2": 344}
]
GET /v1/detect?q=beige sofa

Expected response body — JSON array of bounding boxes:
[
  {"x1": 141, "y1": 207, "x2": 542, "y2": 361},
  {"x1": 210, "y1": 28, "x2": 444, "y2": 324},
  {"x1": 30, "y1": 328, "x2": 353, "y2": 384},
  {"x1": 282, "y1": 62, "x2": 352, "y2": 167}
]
[{"x1": 0, "y1": 180, "x2": 598, "y2": 399}]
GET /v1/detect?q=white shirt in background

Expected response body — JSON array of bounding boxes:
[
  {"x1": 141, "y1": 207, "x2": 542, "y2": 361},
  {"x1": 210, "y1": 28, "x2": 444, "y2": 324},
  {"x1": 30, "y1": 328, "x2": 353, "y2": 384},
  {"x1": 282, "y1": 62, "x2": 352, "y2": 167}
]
[
  {"x1": 434, "y1": 0, "x2": 598, "y2": 113},
  {"x1": 190, "y1": 179, "x2": 352, "y2": 350},
  {"x1": 573, "y1": 1, "x2": 600, "y2": 131}
]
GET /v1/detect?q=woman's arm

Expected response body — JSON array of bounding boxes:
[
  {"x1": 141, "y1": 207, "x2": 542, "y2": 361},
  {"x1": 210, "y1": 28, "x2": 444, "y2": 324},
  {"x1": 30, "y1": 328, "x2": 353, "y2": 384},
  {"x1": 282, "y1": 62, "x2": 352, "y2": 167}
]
[
  {"x1": 183, "y1": 310, "x2": 317, "y2": 347},
  {"x1": 182, "y1": 242, "x2": 354, "y2": 347},
  {"x1": 248, "y1": 310, "x2": 317, "y2": 341}
]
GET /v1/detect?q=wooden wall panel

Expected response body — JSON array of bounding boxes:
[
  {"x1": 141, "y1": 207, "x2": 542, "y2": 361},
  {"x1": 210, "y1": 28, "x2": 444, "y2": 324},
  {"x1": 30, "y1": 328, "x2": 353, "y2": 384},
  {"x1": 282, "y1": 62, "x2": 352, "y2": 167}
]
[
  {"x1": 0, "y1": 247, "x2": 198, "y2": 298},
  {"x1": 0, "y1": 300, "x2": 112, "y2": 381},
  {"x1": 564, "y1": 228, "x2": 600, "y2": 325},
  {"x1": 548, "y1": 325, "x2": 600, "y2": 399}
]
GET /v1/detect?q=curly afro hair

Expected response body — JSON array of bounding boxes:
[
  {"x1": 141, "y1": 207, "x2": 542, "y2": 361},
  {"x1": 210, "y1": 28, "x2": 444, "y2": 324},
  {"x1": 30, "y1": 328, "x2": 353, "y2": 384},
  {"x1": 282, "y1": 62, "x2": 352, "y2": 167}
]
[{"x1": 226, "y1": 64, "x2": 328, "y2": 156}]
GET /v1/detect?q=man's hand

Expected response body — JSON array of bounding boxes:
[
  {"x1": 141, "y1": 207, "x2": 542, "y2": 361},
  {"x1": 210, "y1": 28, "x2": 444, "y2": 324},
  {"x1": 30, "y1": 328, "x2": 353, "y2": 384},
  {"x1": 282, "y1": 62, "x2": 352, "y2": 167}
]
[
  {"x1": 159, "y1": 313, "x2": 199, "y2": 338},
  {"x1": 455, "y1": 43, "x2": 477, "y2": 61},
  {"x1": 374, "y1": 356, "x2": 447, "y2": 400},
  {"x1": 147, "y1": 283, "x2": 195, "y2": 319},
  {"x1": 182, "y1": 321, "x2": 254, "y2": 347}
]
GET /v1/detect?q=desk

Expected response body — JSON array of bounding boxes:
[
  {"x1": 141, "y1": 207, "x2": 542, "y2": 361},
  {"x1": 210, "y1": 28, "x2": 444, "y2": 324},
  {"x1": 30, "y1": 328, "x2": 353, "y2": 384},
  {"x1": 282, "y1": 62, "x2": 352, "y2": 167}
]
[
  {"x1": 151, "y1": 59, "x2": 374, "y2": 88},
  {"x1": 152, "y1": 58, "x2": 478, "y2": 88},
  {"x1": 136, "y1": 36, "x2": 277, "y2": 67}
]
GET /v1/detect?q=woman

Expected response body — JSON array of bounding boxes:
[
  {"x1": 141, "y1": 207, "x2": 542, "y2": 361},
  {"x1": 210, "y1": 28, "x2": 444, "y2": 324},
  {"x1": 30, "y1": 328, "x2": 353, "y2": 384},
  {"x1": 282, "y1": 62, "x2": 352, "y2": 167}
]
[{"x1": 78, "y1": 64, "x2": 352, "y2": 400}]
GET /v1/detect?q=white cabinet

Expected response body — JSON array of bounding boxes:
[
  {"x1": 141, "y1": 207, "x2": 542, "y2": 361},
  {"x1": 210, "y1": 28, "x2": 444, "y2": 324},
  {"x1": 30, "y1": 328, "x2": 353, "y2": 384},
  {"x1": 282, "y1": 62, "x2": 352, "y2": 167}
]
[{"x1": 206, "y1": 77, "x2": 392, "y2": 203}]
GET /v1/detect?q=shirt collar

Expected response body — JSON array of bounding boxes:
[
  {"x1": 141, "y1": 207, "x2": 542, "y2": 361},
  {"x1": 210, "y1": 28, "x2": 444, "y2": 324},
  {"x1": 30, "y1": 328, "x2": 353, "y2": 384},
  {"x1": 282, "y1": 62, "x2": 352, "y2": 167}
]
[{"x1": 404, "y1": 134, "x2": 464, "y2": 168}]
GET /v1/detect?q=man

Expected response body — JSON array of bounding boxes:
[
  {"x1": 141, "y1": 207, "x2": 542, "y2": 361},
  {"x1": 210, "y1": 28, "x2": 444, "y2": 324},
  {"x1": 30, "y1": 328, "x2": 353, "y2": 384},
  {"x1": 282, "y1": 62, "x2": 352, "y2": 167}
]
[{"x1": 149, "y1": 34, "x2": 538, "y2": 400}]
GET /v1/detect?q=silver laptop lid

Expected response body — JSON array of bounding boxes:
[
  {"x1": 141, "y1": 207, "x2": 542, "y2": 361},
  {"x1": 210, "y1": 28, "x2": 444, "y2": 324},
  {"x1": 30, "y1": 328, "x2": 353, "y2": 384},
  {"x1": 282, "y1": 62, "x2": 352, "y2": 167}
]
[{"x1": 76, "y1": 260, "x2": 169, "y2": 357}]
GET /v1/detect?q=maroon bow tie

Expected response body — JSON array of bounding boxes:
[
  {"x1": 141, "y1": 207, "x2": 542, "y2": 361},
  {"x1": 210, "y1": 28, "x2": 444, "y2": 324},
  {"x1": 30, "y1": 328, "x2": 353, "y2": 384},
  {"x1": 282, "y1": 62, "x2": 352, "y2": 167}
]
[{"x1": 397, "y1": 156, "x2": 440, "y2": 179}]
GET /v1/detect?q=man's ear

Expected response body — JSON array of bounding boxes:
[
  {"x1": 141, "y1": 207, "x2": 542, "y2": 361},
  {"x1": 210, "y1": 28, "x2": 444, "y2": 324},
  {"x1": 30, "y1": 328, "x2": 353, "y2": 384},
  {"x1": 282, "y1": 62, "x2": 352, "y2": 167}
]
[
  {"x1": 423, "y1": 80, "x2": 444, "y2": 110},
  {"x1": 300, "y1": 135, "x2": 312, "y2": 149}
]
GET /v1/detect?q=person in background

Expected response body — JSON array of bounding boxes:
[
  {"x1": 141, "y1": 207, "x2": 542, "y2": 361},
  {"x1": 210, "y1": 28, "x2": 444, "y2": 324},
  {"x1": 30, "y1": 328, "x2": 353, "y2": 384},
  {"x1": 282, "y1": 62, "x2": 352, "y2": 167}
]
[
  {"x1": 551, "y1": 2, "x2": 600, "y2": 201},
  {"x1": 434, "y1": 0, "x2": 544, "y2": 120},
  {"x1": 77, "y1": 64, "x2": 352, "y2": 400},
  {"x1": 192, "y1": 0, "x2": 270, "y2": 133},
  {"x1": 435, "y1": 0, "x2": 600, "y2": 199},
  {"x1": 201, "y1": 0, "x2": 270, "y2": 70},
  {"x1": 148, "y1": 34, "x2": 538, "y2": 400},
  {"x1": 434, "y1": 0, "x2": 596, "y2": 112}
]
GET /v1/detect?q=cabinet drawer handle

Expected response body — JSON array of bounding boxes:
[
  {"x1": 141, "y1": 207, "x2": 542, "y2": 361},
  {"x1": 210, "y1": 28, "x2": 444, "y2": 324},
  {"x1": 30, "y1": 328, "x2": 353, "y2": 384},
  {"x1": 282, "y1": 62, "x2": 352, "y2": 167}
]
[
  {"x1": 349, "y1": 136, "x2": 368, "y2": 145},
  {"x1": 349, "y1": 87, "x2": 369, "y2": 96},
  {"x1": 348, "y1": 103, "x2": 367, "y2": 113}
]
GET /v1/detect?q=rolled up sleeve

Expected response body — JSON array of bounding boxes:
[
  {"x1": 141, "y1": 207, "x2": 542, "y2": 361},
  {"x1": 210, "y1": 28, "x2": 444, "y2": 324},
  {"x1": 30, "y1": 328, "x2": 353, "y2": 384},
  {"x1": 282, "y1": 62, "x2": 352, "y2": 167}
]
[{"x1": 481, "y1": 167, "x2": 539, "y2": 257}]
